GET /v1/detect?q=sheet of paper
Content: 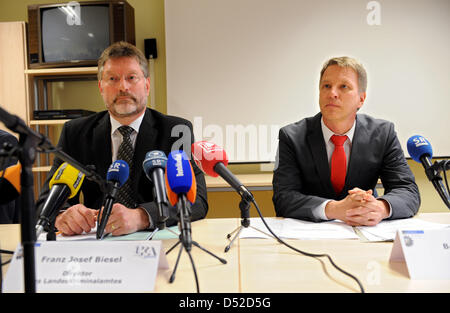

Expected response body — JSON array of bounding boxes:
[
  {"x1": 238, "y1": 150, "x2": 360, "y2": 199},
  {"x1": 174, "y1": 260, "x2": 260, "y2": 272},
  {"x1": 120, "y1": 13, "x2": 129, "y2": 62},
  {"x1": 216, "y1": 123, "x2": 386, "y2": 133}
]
[
  {"x1": 37, "y1": 226, "x2": 180, "y2": 242},
  {"x1": 357, "y1": 218, "x2": 450, "y2": 242},
  {"x1": 239, "y1": 217, "x2": 359, "y2": 240}
]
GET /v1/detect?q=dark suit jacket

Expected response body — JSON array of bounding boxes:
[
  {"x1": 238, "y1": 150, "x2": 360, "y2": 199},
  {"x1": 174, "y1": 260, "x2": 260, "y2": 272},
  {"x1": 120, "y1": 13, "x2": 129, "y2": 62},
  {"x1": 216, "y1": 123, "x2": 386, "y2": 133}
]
[
  {"x1": 272, "y1": 113, "x2": 420, "y2": 222},
  {"x1": 0, "y1": 130, "x2": 20, "y2": 224},
  {"x1": 36, "y1": 108, "x2": 208, "y2": 228}
]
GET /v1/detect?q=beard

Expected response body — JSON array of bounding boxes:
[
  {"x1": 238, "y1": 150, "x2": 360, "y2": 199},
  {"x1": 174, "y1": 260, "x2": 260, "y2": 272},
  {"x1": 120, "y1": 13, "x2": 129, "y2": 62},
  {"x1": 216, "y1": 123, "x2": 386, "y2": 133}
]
[{"x1": 106, "y1": 92, "x2": 146, "y2": 118}]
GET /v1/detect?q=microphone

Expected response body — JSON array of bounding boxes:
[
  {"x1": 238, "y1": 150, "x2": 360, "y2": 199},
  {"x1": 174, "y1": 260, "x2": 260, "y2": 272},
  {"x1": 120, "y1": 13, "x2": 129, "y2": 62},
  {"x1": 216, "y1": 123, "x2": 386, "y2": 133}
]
[
  {"x1": 165, "y1": 150, "x2": 197, "y2": 206},
  {"x1": 191, "y1": 141, "x2": 254, "y2": 202},
  {"x1": 0, "y1": 162, "x2": 21, "y2": 205},
  {"x1": 165, "y1": 150, "x2": 197, "y2": 250},
  {"x1": 35, "y1": 162, "x2": 85, "y2": 238},
  {"x1": 142, "y1": 150, "x2": 169, "y2": 229},
  {"x1": 96, "y1": 160, "x2": 129, "y2": 239},
  {"x1": 0, "y1": 107, "x2": 51, "y2": 148},
  {"x1": 407, "y1": 135, "x2": 450, "y2": 208}
]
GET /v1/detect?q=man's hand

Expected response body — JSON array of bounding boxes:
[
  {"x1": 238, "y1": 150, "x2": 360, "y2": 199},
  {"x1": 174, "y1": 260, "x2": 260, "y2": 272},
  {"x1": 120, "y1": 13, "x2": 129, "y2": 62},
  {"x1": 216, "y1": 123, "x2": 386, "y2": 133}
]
[
  {"x1": 102, "y1": 203, "x2": 150, "y2": 236},
  {"x1": 55, "y1": 204, "x2": 98, "y2": 236},
  {"x1": 325, "y1": 188, "x2": 390, "y2": 226},
  {"x1": 345, "y1": 189, "x2": 390, "y2": 226}
]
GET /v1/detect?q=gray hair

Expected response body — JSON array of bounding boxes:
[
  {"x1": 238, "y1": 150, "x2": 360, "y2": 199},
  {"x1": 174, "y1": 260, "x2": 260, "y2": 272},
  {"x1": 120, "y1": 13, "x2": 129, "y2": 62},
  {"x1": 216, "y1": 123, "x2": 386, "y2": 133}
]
[{"x1": 97, "y1": 41, "x2": 149, "y2": 80}]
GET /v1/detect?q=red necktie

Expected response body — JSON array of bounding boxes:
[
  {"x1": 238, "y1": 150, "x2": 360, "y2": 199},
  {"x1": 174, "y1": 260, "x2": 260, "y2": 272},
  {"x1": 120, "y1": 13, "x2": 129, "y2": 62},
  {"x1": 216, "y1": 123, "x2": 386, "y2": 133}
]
[{"x1": 330, "y1": 135, "x2": 348, "y2": 194}]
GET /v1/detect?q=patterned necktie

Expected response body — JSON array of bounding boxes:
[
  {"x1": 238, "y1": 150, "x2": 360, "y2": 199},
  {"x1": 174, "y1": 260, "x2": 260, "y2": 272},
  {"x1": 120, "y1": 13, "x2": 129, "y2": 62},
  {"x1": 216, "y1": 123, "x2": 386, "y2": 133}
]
[
  {"x1": 330, "y1": 135, "x2": 348, "y2": 194},
  {"x1": 116, "y1": 125, "x2": 136, "y2": 208}
]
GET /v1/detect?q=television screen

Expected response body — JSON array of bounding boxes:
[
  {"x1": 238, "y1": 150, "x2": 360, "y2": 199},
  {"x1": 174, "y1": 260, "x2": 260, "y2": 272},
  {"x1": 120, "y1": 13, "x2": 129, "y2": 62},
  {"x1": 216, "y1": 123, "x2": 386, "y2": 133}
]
[{"x1": 41, "y1": 4, "x2": 110, "y2": 63}]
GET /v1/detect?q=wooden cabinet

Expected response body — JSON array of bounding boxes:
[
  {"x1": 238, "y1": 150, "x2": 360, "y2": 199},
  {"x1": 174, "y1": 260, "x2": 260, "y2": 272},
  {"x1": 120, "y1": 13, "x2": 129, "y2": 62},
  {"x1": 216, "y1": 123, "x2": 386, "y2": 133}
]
[
  {"x1": 0, "y1": 22, "x2": 29, "y2": 132},
  {"x1": 1, "y1": 22, "x2": 103, "y2": 195},
  {"x1": 25, "y1": 66, "x2": 99, "y2": 172}
]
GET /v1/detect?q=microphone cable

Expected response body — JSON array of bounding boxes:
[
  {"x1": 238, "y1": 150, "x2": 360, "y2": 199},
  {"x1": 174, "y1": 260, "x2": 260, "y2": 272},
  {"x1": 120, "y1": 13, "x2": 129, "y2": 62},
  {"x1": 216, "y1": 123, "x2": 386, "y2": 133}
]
[
  {"x1": 1, "y1": 249, "x2": 13, "y2": 265},
  {"x1": 251, "y1": 199, "x2": 365, "y2": 293},
  {"x1": 1, "y1": 249, "x2": 14, "y2": 293},
  {"x1": 442, "y1": 160, "x2": 450, "y2": 196}
]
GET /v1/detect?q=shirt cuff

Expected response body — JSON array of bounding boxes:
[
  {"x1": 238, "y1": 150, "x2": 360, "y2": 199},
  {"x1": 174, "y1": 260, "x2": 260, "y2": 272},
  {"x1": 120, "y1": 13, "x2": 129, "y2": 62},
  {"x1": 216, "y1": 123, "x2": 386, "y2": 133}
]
[
  {"x1": 377, "y1": 198, "x2": 393, "y2": 219},
  {"x1": 136, "y1": 206, "x2": 154, "y2": 230},
  {"x1": 312, "y1": 200, "x2": 333, "y2": 221}
]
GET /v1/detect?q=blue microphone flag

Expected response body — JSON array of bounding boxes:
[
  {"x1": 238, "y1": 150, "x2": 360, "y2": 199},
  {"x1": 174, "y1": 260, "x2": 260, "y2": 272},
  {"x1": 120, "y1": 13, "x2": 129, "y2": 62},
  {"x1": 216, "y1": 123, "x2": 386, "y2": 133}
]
[
  {"x1": 106, "y1": 160, "x2": 129, "y2": 187},
  {"x1": 143, "y1": 150, "x2": 167, "y2": 181},
  {"x1": 166, "y1": 150, "x2": 193, "y2": 194},
  {"x1": 407, "y1": 135, "x2": 433, "y2": 163}
]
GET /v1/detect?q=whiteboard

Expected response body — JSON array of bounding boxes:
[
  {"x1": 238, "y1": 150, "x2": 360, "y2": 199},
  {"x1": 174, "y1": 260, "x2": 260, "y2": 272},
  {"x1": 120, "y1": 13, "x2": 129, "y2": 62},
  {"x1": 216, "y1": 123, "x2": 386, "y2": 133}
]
[{"x1": 165, "y1": 0, "x2": 450, "y2": 162}]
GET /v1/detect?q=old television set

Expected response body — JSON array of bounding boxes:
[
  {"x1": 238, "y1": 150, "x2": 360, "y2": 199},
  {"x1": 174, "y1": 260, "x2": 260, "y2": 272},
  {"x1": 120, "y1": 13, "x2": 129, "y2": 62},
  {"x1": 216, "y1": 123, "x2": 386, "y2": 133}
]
[{"x1": 27, "y1": 0, "x2": 135, "y2": 69}]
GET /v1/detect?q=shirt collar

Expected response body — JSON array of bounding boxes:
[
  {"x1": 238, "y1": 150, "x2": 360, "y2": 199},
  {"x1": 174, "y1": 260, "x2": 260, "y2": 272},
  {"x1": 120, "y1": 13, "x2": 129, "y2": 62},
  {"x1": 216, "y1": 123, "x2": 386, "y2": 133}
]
[
  {"x1": 320, "y1": 117, "x2": 356, "y2": 143},
  {"x1": 110, "y1": 111, "x2": 145, "y2": 135}
]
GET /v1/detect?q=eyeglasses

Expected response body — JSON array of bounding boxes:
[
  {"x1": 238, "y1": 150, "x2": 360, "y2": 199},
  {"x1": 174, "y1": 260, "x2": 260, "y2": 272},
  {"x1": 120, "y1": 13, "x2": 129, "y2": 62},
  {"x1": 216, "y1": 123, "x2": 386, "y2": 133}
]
[{"x1": 103, "y1": 74, "x2": 144, "y2": 86}]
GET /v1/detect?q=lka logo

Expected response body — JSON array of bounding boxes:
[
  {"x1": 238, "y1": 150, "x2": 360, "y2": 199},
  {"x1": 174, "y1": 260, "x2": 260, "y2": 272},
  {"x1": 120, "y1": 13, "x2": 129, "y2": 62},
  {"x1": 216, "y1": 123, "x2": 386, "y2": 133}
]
[{"x1": 135, "y1": 245, "x2": 157, "y2": 259}]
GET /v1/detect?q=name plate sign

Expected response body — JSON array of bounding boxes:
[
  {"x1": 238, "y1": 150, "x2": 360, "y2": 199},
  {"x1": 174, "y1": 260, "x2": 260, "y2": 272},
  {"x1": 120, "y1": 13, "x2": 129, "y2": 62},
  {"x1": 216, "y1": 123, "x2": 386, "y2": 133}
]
[
  {"x1": 3, "y1": 240, "x2": 168, "y2": 293},
  {"x1": 389, "y1": 228, "x2": 450, "y2": 280}
]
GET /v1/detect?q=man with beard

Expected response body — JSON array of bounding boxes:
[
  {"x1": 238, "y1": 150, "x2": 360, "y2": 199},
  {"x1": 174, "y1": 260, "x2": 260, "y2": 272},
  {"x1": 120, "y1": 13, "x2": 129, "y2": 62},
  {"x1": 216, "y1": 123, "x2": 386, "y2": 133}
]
[{"x1": 36, "y1": 42, "x2": 208, "y2": 236}]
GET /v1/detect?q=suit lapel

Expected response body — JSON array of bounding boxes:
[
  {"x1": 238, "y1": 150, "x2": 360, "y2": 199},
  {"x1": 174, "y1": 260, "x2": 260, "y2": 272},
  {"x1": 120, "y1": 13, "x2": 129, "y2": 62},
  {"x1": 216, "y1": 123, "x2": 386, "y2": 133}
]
[
  {"x1": 92, "y1": 113, "x2": 112, "y2": 177},
  {"x1": 306, "y1": 114, "x2": 335, "y2": 195},
  {"x1": 133, "y1": 109, "x2": 158, "y2": 187},
  {"x1": 346, "y1": 115, "x2": 366, "y2": 189}
]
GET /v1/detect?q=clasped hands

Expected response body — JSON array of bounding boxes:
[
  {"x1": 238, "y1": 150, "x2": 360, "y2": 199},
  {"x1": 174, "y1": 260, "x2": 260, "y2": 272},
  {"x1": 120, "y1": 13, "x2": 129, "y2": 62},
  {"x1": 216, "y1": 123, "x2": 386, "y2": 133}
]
[
  {"x1": 54, "y1": 203, "x2": 150, "y2": 236},
  {"x1": 325, "y1": 188, "x2": 390, "y2": 226}
]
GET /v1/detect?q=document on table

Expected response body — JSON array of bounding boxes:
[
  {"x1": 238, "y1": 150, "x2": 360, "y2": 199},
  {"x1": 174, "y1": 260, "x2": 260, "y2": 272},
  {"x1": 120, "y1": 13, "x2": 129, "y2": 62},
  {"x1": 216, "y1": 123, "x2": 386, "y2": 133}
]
[
  {"x1": 238, "y1": 217, "x2": 450, "y2": 242},
  {"x1": 355, "y1": 218, "x2": 450, "y2": 242},
  {"x1": 37, "y1": 226, "x2": 179, "y2": 242},
  {"x1": 238, "y1": 217, "x2": 359, "y2": 240}
]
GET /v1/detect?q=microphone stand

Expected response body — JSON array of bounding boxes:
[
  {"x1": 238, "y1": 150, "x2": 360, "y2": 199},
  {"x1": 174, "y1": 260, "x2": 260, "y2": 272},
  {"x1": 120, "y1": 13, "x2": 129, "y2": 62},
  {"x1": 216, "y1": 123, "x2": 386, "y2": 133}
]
[
  {"x1": 224, "y1": 189, "x2": 276, "y2": 253},
  {"x1": 0, "y1": 107, "x2": 110, "y2": 292},
  {"x1": 147, "y1": 201, "x2": 179, "y2": 240},
  {"x1": 430, "y1": 159, "x2": 450, "y2": 172},
  {"x1": 154, "y1": 183, "x2": 169, "y2": 231},
  {"x1": 96, "y1": 181, "x2": 118, "y2": 240},
  {"x1": 0, "y1": 115, "x2": 40, "y2": 293},
  {"x1": 224, "y1": 198, "x2": 250, "y2": 252},
  {"x1": 165, "y1": 194, "x2": 227, "y2": 293},
  {"x1": 422, "y1": 156, "x2": 450, "y2": 209},
  {"x1": 16, "y1": 132, "x2": 39, "y2": 293}
]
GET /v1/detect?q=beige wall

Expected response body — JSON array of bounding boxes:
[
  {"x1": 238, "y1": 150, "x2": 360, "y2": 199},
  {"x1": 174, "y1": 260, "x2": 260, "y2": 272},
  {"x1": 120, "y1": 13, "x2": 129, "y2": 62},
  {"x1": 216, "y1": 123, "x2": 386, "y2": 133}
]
[
  {"x1": 408, "y1": 160, "x2": 449, "y2": 213},
  {"x1": 0, "y1": 1, "x2": 447, "y2": 216}
]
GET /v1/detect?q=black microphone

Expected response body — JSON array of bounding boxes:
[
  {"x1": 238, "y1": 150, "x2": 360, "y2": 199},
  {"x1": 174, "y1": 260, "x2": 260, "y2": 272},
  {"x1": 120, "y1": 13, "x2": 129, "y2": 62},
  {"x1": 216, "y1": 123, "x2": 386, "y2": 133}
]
[
  {"x1": 96, "y1": 160, "x2": 129, "y2": 240},
  {"x1": 0, "y1": 107, "x2": 51, "y2": 148},
  {"x1": 407, "y1": 135, "x2": 450, "y2": 209},
  {"x1": 35, "y1": 162, "x2": 85, "y2": 238},
  {"x1": 142, "y1": 150, "x2": 169, "y2": 229}
]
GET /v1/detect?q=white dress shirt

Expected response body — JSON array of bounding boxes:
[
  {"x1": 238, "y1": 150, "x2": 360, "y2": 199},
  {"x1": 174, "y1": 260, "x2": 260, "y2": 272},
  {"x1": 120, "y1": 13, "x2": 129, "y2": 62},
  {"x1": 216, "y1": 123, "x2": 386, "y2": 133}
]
[
  {"x1": 311, "y1": 118, "x2": 355, "y2": 220},
  {"x1": 109, "y1": 113, "x2": 145, "y2": 162},
  {"x1": 311, "y1": 117, "x2": 392, "y2": 221},
  {"x1": 109, "y1": 112, "x2": 153, "y2": 227}
]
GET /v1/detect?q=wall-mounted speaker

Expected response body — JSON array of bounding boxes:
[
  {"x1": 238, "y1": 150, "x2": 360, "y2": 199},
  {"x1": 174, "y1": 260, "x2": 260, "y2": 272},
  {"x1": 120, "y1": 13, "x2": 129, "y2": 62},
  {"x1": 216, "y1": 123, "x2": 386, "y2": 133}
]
[{"x1": 144, "y1": 38, "x2": 157, "y2": 59}]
